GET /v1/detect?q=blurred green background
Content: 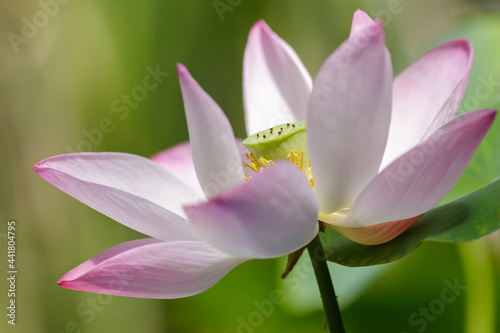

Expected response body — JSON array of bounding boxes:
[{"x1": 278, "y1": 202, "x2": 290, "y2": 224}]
[{"x1": 1, "y1": 0, "x2": 499, "y2": 332}]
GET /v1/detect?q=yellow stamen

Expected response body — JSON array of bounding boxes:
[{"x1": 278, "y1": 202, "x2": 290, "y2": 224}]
[
  {"x1": 242, "y1": 153, "x2": 260, "y2": 171},
  {"x1": 307, "y1": 161, "x2": 314, "y2": 188},
  {"x1": 243, "y1": 150, "x2": 314, "y2": 188},
  {"x1": 258, "y1": 157, "x2": 274, "y2": 168}
]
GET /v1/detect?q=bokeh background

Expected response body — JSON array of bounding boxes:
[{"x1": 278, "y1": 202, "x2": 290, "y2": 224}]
[{"x1": 1, "y1": 0, "x2": 500, "y2": 332}]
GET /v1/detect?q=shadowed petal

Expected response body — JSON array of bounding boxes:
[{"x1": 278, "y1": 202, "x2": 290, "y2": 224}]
[
  {"x1": 184, "y1": 161, "x2": 319, "y2": 258},
  {"x1": 243, "y1": 20, "x2": 312, "y2": 135},
  {"x1": 58, "y1": 239, "x2": 245, "y2": 299},
  {"x1": 178, "y1": 64, "x2": 245, "y2": 198},
  {"x1": 341, "y1": 109, "x2": 496, "y2": 228},
  {"x1": 332, "y1": 215, "x2": 422, "y2": 245},
  {"x1": 152, "y1": 140, "x2": 252, "y2": 193},
  {"x1": 307, "y1": 19, "x2": 393, "y2": 214},
  {"x1": 151, "y1": 142, "x2": 203, "y2": 195},
  {"x1": 34, "y1": 153, "x2": 201, "y2": 241},
  {"x1": 382, "y1": 39, "x2": 473, "y2": 168}
]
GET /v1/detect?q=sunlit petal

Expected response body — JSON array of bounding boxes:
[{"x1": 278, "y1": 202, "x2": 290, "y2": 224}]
[
  {"x1": 243, "y1": 20, "x2": 312, "y2": 135},
  {"x1": 185, "y1": 161, "x2": 318, "y2": 258},
  {"x1": 308, "y1": 18, "x2": 393, "y2": 213},
  {"x1": 58, "y1": 238, "x2": 244, "y2": 299},
  {"x1": 178, "y1": 64, "x2": 245, "y2": 198},
  {"x1": 34, "y1": 153, "x2": 201, "y2": 241}
]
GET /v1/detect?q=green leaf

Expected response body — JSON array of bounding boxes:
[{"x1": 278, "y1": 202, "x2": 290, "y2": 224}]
[
  {"x1": 321, "y1": 179, "x2": 500, "y2": 267},
  {"x1": 439, "y1": 16, "x2": 500, "y2": 203}
]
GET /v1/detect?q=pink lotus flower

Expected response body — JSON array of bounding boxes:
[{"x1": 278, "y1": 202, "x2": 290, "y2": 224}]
[{"x1": 35, "y1": 10, "x2": 495, "y2": 298}]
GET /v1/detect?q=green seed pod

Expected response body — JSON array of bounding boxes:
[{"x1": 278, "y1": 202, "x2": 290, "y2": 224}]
[{"x1": 243, "y1": 121, "x2": 308, "y2": 161}]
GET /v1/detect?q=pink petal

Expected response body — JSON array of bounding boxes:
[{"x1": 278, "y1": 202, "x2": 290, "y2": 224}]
[
  {"x1": 58, "y1": 238, "x2": 245, "y2": 299},
  {"x1": 332, "y1": 215, "x2": 422, "y2": 245},
  {"x1": 243, "y1": 20, "x2": 312, "y2": 135},
  {"x1": 342, "y1": 109, "x2": 496, "y2": 228},
  {"x1": 34, "y1": 153, "x2": 201, "y2": 241},
  {"x1": 236, "y1": 140, "x2": 256, "y2": 179},
  {"x1": 152, "y1": 140, "x2": 255, "y2": 195},
  {"x1": 152, "y1": 140, "x2": 252, "y2": 192},
  {"x1": 150, "y1": 142, "x2": 203, "y2": 195},
  {"x1": 184, "y1": 161, "x2": 319, "y2": 258},
  {"x1": 307, "y1": 19, "x2": 393, "y2": 214},
  {"x1": 349, "y1": 10, "x2": 374, "y2": 38},
  {"x1": 382, "y1": 39, "x2": 473, "y2": 168},
  {"x1": 177, "y1": 64, "x2": 245, "y2": 198}
]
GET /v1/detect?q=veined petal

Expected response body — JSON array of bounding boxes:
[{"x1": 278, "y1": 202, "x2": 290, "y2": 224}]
[
  {"x1": 58, "y1": 239, "x2": 245, "y2": 299},
  {"x1": 34, "y1": 153, "x2": 201, "y2": 241},
  {"x1": 307, "y1": 19, "x2": 393, "y2": 214},
  {"x1": 177, "y1": 64, "x2": 245, "y2": 198},
  {"x1": 349, "y1": 9, "x2": 374, "y2": 38},
  {"x1": 332, "y1": 215, "x2": 422, "y2": 245},
  {"x1": 382, "y1": 39, "x2": 473, "y2": 168},
  {"x1": 243, "y1": 20, "x2": 312, "y2": 135},
  {"x1": 341, "y1": 109, "x2": 496, "y2": 228},
  {"x1": 184, "y1": 161, "x2": 319, "y2": 259},
  {"x1": 151, "y1": 142, "x2": 204, "y2": 196}
]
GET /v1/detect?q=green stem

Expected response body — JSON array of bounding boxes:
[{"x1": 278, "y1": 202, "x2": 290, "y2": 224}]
[{"x1": 307, "y1": 234, "x2": 345, "y2": 333}]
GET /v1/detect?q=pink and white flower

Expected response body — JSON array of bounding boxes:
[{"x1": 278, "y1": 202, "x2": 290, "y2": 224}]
[{"x1": 34, "y1": 10, "x2": 495, "y2": 298}]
